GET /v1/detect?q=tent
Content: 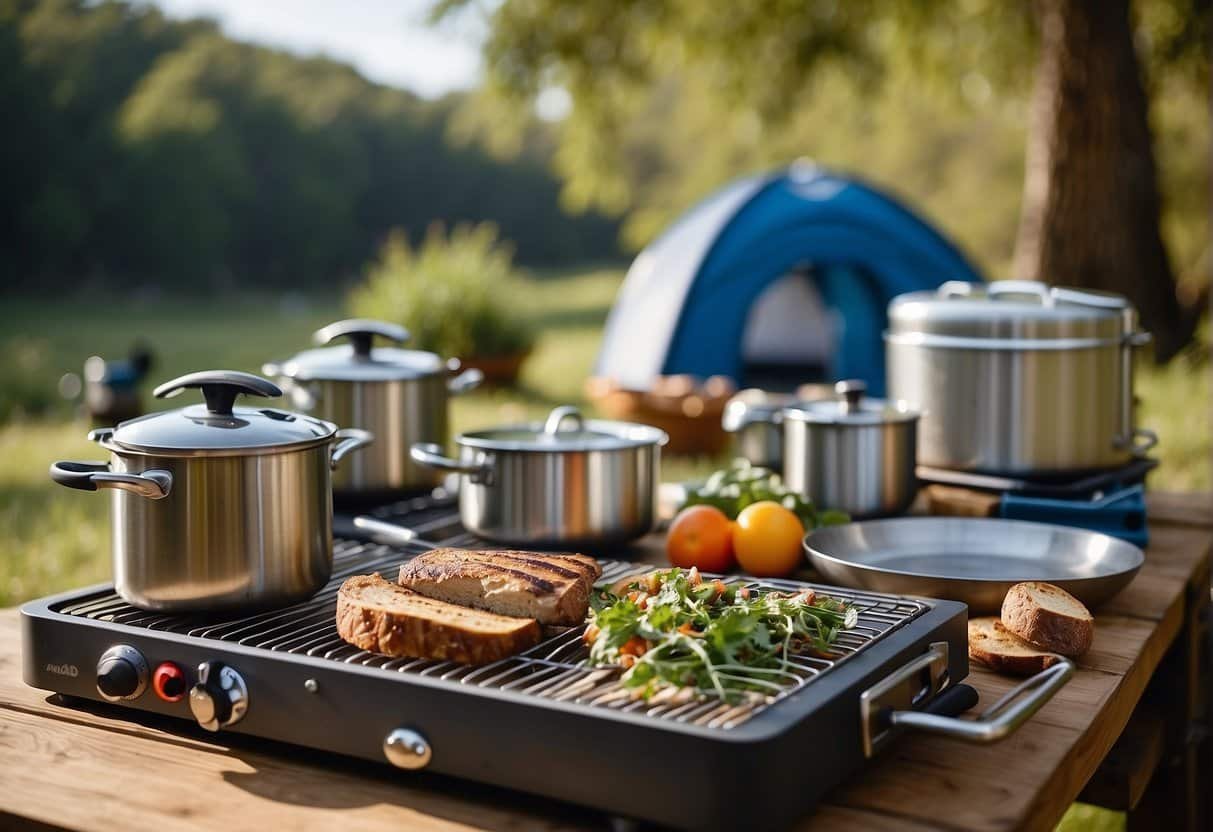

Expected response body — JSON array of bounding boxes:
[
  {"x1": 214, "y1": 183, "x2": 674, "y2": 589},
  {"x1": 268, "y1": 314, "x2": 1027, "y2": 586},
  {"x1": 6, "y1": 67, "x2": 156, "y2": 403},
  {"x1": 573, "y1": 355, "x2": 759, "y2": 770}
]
[{"x1": 594, "y1": 162, "x2": 984, "y2": 397}]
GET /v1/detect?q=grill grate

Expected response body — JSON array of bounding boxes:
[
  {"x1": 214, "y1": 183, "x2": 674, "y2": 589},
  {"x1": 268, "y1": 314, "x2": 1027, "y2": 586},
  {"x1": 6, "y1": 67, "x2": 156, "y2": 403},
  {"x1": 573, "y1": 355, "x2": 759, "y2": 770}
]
[{"x1": 53, "y1": 499, "x2": 928, "y2": 731}]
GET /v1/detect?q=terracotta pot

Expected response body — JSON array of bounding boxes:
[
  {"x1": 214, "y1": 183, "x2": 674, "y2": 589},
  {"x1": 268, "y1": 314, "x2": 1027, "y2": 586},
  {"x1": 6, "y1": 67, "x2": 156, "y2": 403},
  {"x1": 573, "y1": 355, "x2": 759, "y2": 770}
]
[
  {"x1": 585, "y1": 375, "x2": 735, "y2": 455},
  {"x1": 460, "y1": 350, "x2": 531, "y2": 386}
]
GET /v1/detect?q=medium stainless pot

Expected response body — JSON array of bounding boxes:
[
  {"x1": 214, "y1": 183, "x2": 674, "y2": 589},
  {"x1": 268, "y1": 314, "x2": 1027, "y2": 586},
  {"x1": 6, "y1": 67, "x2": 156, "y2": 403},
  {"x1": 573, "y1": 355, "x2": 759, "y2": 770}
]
[
  {"x1": 886, "y1": 280, "x2": 1157, "y2": 475},
  {"x1": 734, "y1": 381, "x2": 919, "y2": 518},
  {"x1": 264, "y1": 319, "x2": 482, "y2": 499},
  {"x1": 410, "y1": 405, "x2": 667, "y2": 547},
  {"x1": 50, "y1": 371, "x2": 372, "y2": 611}
]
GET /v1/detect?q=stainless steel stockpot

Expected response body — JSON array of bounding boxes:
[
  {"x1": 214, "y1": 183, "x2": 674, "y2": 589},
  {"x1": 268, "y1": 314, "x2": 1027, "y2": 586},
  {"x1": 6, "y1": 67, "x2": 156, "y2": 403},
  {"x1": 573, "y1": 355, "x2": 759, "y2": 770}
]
[
  {"x1": 264, "y1": 319, "x2": 481, "y2": 499},
  {"x1": 50, "y1": 371, "x2": 372, "y2": 611},
  {"x1": 886, "y1": 280, "x2": 1156, "y2": 475},
  {"x1": 410, "y1": 406, "x2": 668, "y2": 547}
]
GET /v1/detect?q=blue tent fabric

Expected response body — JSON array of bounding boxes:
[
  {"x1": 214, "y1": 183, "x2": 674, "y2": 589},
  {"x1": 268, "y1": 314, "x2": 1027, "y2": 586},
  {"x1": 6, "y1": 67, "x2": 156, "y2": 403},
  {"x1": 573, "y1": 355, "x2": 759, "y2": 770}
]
[{"x1": 594, "y1": 164, "x2": 984, "y2": 397}]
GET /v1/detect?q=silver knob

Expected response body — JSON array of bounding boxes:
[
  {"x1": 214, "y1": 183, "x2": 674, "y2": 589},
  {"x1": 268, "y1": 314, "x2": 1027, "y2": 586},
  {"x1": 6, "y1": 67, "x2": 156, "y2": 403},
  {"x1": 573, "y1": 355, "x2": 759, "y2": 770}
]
[
  {"x1": 189, "y1": 661, "x2": 248, "y2": 732},
  {"x1": 383, "y1": 727, "x2": 431, "y2": 770}
]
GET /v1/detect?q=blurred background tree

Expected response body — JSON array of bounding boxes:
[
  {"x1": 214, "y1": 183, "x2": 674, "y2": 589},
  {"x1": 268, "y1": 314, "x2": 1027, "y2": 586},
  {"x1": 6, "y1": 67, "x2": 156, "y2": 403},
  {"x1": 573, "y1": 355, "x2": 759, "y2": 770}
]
[
  {"x1": 439, "y1": 0, "x2": 1210, "y2": 361},
  {"x1": 0, "y1": 0, "x2": 622, "y2": 291}
]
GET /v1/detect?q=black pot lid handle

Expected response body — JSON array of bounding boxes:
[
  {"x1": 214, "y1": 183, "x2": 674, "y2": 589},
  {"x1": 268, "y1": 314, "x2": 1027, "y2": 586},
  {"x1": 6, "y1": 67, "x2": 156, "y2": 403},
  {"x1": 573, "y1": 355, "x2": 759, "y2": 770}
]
[
  {"x1": 154, "y1": 370, "x2": 282, "y2": 416},
  {"x1": 834, "y1": 379, "x2": 866, "y2": 414},
  {"x1": 313, "y1": 319, "x2": 409, "y2": 358}
]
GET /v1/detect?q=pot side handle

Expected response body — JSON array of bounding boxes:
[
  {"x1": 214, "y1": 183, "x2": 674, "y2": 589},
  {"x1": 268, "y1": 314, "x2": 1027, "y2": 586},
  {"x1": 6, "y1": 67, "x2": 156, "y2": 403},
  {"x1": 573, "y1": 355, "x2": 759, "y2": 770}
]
[
  {"x1": 330, "y1": 429, "x2": 374, "y2": 471},
  {"x1": 448, "y1": 368, "x2": 484, "y2": 395},
  {"x1": 860, "y1": 640, "x2": 1073, "y2": 758},
  {"x1": 49, "y1": 461, "x2": 172, "y2": 500},
  {"x1": 410, "y1": 442, "x2": 493, "y2": 485}
]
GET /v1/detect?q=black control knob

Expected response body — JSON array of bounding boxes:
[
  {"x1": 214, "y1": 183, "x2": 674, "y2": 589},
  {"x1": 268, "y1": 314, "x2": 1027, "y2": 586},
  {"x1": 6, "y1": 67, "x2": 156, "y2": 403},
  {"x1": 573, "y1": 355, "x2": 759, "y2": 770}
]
[
  {"x1": 189, "y1": 661, "x2": 248, "y2": 732},
  {"x1": 95, "y1": 645, "x2": 149, "y2": 701},
  {"x1": 97, "y1": 658, "x2": 138, "y2": 698}
]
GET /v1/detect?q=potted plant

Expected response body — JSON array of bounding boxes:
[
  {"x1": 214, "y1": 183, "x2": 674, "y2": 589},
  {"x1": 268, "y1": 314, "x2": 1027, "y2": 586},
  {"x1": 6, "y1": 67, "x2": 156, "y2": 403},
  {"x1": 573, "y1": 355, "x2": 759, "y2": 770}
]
[{"x1": 348, "y1": 223, "x2": 536, "y2": 385}]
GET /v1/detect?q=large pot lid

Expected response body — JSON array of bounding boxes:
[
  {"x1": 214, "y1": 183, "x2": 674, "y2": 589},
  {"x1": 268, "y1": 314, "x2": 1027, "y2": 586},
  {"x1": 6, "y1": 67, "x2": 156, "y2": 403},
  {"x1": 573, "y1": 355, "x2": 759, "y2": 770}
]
[
  {"x1": 105, "y1": 371, "x2": 336, "y2": 454},
  {"x1": 266, "y1": 319, "x2": 446, "y2": 382},
  {"x1": 458, "y1": 406, "x2": 668, "y2": 452},
  {"x1": 887, "y1": 280, "x2": 1137, "y2": 344},
  {"x1": 783, "y1": 380, "x2": 918, "y2": 426}
]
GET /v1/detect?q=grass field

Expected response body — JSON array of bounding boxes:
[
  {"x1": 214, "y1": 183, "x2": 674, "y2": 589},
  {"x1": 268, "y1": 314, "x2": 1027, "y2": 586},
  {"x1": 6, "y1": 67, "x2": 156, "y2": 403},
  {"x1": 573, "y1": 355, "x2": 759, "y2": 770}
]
[
  {"x1": 2, "y1": 271, "x2": 1202, "y2": 832},
  {"x1": 1, "y1": 270, "x2": 1208, "y2": 608}
]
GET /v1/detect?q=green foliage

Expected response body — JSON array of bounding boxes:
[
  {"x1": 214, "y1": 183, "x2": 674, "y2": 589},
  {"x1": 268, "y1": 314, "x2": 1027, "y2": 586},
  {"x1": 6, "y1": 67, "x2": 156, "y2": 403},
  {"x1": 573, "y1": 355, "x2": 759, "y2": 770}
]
[
  {"x1": 0, "y1": 0, "x2": 620, "y2": 290},
  {"x1": 441, "y1": 0, "x2": 1208, "y2": 293},
  {"x1": 349, "y1": 225, "x2": 536, "y2": 359}
]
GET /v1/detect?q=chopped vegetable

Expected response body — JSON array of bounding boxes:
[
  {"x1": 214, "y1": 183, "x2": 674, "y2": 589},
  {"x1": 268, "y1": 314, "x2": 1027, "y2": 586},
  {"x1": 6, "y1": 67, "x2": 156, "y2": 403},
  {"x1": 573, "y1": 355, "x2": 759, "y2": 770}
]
[
  {"x1": 585, "y1": 568, "x2": 858, "y2": 702},
  {"x1": 680, "y1": 459, "x2": 851, "y2": 529}
]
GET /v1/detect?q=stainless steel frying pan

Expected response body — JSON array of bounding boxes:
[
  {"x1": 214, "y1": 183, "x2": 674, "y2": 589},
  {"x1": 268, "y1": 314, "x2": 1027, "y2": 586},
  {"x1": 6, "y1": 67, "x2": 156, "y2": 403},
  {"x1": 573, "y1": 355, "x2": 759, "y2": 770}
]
[{"x1": 804, "y1": 517, "x2": 1144, "y2": 613}]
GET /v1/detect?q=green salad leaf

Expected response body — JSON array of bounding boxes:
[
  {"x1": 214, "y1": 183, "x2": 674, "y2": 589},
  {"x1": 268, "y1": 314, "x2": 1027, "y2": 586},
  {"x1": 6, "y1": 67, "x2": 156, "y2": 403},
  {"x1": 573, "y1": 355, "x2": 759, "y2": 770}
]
[
  {"x1": 679, "y1": 459, "x2": 851, "y2": 528},
  {"x1": 585, "y1": 568, "x2": 858, "y2": 702}
]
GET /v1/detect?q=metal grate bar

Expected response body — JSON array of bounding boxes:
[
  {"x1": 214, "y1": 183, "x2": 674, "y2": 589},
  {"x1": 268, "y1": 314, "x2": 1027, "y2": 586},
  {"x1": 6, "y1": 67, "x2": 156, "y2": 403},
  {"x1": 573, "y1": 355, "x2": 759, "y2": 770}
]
[{"x1": 49, "y1": 496, "x2": 929, "y2": 732}]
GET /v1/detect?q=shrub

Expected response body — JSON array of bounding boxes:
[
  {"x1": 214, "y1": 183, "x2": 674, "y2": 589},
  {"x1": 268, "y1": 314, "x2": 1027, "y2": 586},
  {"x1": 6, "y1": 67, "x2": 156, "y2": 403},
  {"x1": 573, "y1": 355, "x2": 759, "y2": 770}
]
[{"x1": 348, "y1": 224, "x2": 536, "y2": 359}]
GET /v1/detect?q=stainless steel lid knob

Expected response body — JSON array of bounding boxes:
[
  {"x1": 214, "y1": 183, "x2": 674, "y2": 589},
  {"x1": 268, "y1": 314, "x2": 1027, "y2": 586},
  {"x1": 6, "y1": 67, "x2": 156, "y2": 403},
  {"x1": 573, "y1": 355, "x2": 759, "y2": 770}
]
[
  {"x1": 383, "y1": 727, "x2": 432, "y2": 770},
  {"x1": 189, "y1": 661, "x2": 249, "y2": 732}
]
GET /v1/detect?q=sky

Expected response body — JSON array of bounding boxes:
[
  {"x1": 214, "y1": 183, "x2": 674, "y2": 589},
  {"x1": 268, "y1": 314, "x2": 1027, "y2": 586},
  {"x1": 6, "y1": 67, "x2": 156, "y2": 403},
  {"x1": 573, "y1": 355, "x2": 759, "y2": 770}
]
[{"x1": 143, "y1": 0, "x2": 485, "y2": 99}]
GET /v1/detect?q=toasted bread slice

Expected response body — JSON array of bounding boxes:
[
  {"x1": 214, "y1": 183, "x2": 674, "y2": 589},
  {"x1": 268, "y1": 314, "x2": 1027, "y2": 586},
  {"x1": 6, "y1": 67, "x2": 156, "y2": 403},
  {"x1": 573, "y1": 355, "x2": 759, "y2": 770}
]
[
  {"x1": 1001, "y1": 581, "x2": 1094, "y2": 657},
  {"x1": 398, "y1": 548, "x2": 602, "y2": 625},
  {"x1": 336, "y1": 574, "x2": 540, "y2": 663},
  {"x1": 968, "y1": 617, "x2": 1064, "y2": 676}
]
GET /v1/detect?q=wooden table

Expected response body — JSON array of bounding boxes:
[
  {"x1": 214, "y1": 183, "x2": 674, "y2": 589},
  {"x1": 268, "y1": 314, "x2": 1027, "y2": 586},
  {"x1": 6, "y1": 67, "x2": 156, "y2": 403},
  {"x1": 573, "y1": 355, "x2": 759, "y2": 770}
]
[{"x1": 2, "y1": 492, "x2": 1209, "y2": 832}]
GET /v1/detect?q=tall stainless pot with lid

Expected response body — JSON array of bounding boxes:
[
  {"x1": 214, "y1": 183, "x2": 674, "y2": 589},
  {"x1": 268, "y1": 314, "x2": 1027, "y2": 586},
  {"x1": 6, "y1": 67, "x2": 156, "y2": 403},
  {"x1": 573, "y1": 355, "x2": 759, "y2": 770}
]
[
  {"x1": 264, "y1": 319, "x2": 482, "y2": 498},
  {"x1": 49, "y1": 371, "x2": 373, "y2": 611},
  {"x1": 410, "y1": 406, "x2": 667, "y2": 547},
  {"x1": 885, "y1": 280, "x2": 1157, "y2": 475}
]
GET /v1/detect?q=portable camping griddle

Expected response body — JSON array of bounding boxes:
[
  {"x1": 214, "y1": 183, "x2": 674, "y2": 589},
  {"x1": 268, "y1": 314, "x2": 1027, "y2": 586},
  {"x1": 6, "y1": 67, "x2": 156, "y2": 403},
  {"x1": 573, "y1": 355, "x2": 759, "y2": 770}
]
[{"x1": 21, "y1": 494, "x2": 1068, "y2": 830}]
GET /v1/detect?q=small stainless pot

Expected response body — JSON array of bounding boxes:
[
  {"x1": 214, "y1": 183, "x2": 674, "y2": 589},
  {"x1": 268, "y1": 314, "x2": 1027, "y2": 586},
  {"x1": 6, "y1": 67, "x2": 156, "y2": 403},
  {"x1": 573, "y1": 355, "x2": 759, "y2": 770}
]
[
  {"x1": 410, "y1": 405, "x2": 667, "y2": 547},
  {"x1": 886, "y1": 280, "x2": 1156, "y2": 474},
  {"x1": 264, "y1": 319, "x2": 481, "y2": 499},
  {"x1": 50, "y1": 371, "x2": 372, "y2": 611},
  {"x1": 735, "y1": 381, "x2": 919, "y2": 518},
  {"x1": 721, "y1": 390, "x2": 799, "y2": 471}
]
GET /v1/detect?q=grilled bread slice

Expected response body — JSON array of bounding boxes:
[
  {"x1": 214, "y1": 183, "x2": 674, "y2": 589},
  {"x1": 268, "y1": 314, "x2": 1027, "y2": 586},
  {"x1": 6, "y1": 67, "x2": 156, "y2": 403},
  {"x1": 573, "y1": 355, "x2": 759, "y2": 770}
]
[
  {"x1": 398, "y1": 548, "x2": 602, "y2": 625},
  {"x1": 1000, "y1": 581, "x2": 1094, "y2": 657},
  {"x1": 968, "y1": 617, "x2": 1064, "y2": 676},
  {"x1": 336, "y1": 574, "x2": 541, "y2": 663}
]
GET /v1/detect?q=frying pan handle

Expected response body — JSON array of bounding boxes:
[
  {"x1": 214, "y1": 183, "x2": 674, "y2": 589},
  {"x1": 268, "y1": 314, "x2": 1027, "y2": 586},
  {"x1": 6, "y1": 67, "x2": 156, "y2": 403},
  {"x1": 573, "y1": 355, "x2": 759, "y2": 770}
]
[{"x1": 860, "y1": 641, "x2": 1073, "y2": 758}]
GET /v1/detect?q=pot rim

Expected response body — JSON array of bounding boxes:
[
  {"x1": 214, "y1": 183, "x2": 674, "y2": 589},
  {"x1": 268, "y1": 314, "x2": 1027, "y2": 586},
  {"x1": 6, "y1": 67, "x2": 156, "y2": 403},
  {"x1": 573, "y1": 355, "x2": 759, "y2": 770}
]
[
  {"x1": 455, "y1": 419, "x2": 669, "y2": 453},
  {"x1": 883, "y1": 331, "x2": 1127, "y2": 351},
  {"x1": 93, "y1": 425, "x2": 339, "y2": 458}
]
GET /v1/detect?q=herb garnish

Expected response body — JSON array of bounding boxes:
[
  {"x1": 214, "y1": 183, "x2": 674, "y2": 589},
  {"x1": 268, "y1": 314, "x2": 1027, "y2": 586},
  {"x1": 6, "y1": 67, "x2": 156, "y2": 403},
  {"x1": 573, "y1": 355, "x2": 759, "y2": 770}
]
[
  {"x1": 680, "y1": 458, "x2": 851, "y2": 528},
  {"x1": 585, "y1": 568, "x2": 858, "y2": 702}
]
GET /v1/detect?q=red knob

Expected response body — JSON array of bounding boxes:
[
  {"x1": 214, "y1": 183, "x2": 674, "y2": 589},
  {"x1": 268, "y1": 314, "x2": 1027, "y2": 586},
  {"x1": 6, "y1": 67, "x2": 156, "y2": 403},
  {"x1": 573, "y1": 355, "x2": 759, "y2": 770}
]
[{"x1": 153, "y1": 662, "x2": 187, "y2": 702}]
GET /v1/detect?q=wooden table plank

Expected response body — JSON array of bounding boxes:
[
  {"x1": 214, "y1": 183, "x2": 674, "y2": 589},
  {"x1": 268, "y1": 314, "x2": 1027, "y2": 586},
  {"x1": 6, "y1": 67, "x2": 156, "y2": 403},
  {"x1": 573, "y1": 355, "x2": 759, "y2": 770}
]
[{"x1": 1, "y1": 494, "x2": 1209, "y2": 832}]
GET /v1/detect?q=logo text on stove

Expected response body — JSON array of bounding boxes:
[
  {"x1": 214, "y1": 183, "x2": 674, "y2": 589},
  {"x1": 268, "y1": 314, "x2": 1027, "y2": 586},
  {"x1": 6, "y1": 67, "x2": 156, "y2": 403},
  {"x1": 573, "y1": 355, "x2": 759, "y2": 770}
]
[{"x1": 45, "y1": 662, "x2": 79, "y2": 677}]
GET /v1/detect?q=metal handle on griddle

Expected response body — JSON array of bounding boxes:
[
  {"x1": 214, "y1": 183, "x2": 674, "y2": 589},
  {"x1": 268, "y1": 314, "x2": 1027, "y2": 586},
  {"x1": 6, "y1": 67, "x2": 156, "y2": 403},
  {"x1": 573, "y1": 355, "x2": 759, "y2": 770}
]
[{"x1": 860, "y1": 641, "x2": 1074, "y2": 758}]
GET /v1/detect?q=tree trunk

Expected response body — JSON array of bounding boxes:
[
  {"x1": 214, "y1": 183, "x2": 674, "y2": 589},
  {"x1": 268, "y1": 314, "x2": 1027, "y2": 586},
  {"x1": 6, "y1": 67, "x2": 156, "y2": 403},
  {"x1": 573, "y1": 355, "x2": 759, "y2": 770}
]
[{"x1": 1014, "y1": 0, "x2": 1196, "y2": 361}]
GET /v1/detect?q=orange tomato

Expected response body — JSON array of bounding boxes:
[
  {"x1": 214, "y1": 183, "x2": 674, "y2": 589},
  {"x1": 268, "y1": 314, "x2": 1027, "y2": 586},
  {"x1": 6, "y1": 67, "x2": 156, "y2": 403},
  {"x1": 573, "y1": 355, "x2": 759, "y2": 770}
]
[
  {"x1": 666, "y1": 505, "x2": 736, "y2": 573},
  {"x1": 732, "y1": 501, "x2": 805, "y2": 577}
]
